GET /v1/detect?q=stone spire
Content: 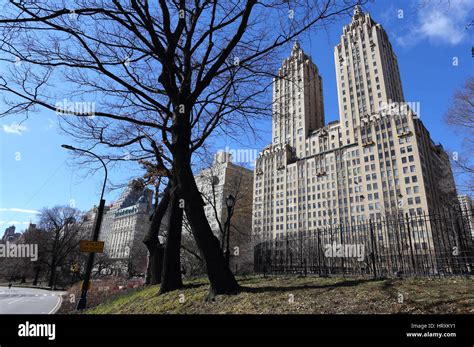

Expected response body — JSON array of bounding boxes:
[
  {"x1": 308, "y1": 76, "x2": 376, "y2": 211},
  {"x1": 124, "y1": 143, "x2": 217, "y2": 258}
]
[
  {"x1": 353, "y1": 4, "x2": 363, "y2": 17},
  {"x1": 292, "y1": 40, "x2": 301, "y2": 52}
]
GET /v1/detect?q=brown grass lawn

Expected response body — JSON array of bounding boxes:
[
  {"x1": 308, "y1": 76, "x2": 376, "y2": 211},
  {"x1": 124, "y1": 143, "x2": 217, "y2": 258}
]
[{"x1": 79, "y1": 276, "x2": 474, "y2": 314}]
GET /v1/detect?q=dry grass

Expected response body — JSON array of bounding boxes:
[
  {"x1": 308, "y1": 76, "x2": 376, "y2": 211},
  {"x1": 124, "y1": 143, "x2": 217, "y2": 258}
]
[{"x1": 84, "y1": 275, "x2": 474, "y2": 314}]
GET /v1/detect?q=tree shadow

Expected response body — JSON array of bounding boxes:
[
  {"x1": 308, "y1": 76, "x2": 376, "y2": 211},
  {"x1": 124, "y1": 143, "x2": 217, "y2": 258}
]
[
  {"x1": 240, "y1": 278, "x2": 380, "y2": 294},
  {"x1": 182, "y1": 282, "x2": 208, "y2": 290}
]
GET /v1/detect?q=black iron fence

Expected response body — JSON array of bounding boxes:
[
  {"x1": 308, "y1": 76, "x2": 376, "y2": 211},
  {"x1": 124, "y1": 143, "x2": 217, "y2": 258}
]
[{"x1": 254, "y1": 208, "x2": 474, "y2": 278}]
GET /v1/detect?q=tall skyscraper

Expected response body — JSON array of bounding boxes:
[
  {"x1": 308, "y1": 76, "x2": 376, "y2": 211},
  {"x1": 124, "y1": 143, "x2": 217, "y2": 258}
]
[
  {"x1": 335, "y1": 5, "x2": 404, "y2": 144},
  {"x1": 272, "y1": 41, "x2": 325, "y2": 156},
  {"x1": 252, "y1": 5, "x2": 458, "y2": 254}
]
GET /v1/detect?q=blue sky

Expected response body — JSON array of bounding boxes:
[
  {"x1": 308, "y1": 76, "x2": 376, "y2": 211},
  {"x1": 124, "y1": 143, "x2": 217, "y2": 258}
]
[{"x1": 0, "y1": 0, "x2": 473, "y2": 233}]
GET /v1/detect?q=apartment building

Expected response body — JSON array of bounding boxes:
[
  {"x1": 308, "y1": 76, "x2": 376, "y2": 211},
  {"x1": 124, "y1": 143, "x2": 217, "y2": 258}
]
[
  {"x1": 459, "y1": 195, "x2": 474, "y2": 239},
  {"x1": 195, "y1": 152, "x2": 254, "y2": 273},
  {"x1": 252, "y1": 5, "x2": 458, "y2": 257}
]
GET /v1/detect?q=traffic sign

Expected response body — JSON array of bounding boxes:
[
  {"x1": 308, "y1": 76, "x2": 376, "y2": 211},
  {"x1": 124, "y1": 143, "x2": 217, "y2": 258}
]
[{"x1": 79, "y1": 240, "x2": 104, "y2": 253}]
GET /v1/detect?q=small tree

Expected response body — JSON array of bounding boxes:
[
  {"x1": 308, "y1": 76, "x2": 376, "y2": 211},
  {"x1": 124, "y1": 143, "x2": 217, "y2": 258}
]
[{"x1": 37, "y1": 206, "x2": 86, "y2": 288}]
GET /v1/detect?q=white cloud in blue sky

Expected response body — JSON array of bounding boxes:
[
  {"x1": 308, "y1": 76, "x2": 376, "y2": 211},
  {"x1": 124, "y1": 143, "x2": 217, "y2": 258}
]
[
  {"x1": 0, "y1": 209, "x2": 39, "y2": 230},
  {"x1": 2, "y1": 122, "x2": 28, "y2": 135},
  {"x1": 0, "y1": 208, "x2": 41, "y2": 214},
  {"x1": 46, "y1": 118, "x2": 56, "y2": 130},
  {"x1": 396, "y1": 0, "x2": 474, "y2": 46}
]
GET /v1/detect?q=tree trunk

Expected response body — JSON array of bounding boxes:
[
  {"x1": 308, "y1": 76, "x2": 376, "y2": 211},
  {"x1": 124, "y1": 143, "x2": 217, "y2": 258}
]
[
  {"x1": 48, "y1": 264, "x2": 55, "y2": 288},
  {"x1": 143, "y1": 182, "x2": 171, "y2": 285},
  {"x1": 159, "y1": 186, "x2": 184, "y2": 293},
  {"x1": 146, "y1": 244, "x2": 165, "y2": 285},
  {"x1": 172, "y1": 144, "x2": 239, "y2": 298},
  {"x1": 33, "y1": 267, "x2": 40, "y2": 286}
]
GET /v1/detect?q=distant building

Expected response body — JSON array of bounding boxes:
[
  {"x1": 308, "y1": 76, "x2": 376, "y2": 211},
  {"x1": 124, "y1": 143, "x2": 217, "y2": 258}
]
[
  {"x1": 102, "y1": 180, "x2": 153, "y2": 262},
  {"x1": 194, "y1": 151, "x2": 254, "y2": 273},
  {"x1": 459, "y1": 195, "x2": 474, "y2": 239},
  {"x1": 81, "y1": 205, "x2": 111, "y2": 239},
  {"x1": 1, "y1": 225, "x2": 21, "y2": 243}
]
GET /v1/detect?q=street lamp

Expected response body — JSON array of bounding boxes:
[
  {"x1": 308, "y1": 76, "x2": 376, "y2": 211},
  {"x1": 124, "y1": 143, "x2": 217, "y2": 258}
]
[
  {"x1": 61, "y1": 144, "x2": 108, "y2": 310},
  {"x1": 224, "y1": 194, "x2": 235, "y2": 267}
]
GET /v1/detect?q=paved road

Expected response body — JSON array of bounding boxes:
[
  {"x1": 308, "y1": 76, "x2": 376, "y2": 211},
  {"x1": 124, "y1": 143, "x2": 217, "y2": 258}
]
[{"x1": 0, "y1": 287, "x2": 65, "y2": 314}]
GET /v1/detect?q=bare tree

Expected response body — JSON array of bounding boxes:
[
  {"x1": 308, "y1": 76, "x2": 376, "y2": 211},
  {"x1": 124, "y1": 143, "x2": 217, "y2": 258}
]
[
  {"x1": 158, "y1": 183, "x2": 184, "y2": 293},
  {"x1": 142, "y1": 178, "x2": 171, "y2": 286},
  {"x1": 37, "y1": 206, "x2": 86, "y2": 288},
  {"x1": 445, "y1": 75, "x2": 474, "y2": 193},
  {"x1": 124, "y1": 238, "x2": 149, "y2": 278},
  {"x1": 0, "y1": 0, "x2": 362, "y2": 296},
  {"x1": 198, "y1": 157, "x2": 253, "y2": 272}
]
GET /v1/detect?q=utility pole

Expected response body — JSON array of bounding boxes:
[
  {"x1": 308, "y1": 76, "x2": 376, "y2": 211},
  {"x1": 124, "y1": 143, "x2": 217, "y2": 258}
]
[{"x1": 61, "y1": 144, "x2": 107, "y2": 310}]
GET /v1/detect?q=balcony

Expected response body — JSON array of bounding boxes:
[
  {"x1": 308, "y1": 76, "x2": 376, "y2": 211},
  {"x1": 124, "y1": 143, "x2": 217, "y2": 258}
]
[{"x1": 397, "y1": 130, "x2": 413, "y2": 138}]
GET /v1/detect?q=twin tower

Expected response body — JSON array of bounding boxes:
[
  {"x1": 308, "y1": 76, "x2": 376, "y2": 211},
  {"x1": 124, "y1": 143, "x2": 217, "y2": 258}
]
[
  {"x1": 272, "y1": 5, "x2": 405, "y2": 157},
  {"x1": 253, "y1": 6, "x2": 457, "y2": 242}
]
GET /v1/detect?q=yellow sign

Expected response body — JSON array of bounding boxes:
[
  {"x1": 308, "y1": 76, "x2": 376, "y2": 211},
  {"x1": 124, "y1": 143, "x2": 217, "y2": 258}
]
[{"x1": 79, "y1": 240, "x2": 104, "y2": 253}]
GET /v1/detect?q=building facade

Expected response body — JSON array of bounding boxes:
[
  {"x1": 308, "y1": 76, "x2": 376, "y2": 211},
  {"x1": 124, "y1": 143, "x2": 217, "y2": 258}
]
[
  {"x1": 101, "y1": 180, "x2": 153, "y2": 265},
  {"x1": 252, "y1": 6, "x2": 458, "y2": 256},
  {"x1": 458, "y1": 195, "x2": 474, "y2": 239},
  {"x1": 194, "y1": 152, "x2": 254, "y2": 273},
  {"x1": 1, "y1": 225, "x2": 20, "y2": 243}
]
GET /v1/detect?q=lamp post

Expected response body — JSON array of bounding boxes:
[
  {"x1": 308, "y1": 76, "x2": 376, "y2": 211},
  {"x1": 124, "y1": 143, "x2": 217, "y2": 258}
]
[
  {"x1": 61, "y1": 144, "x2": 107, "y2": 310},
  {"x1": 224, "y1": 194, "x2": 235, "y2": 267}
]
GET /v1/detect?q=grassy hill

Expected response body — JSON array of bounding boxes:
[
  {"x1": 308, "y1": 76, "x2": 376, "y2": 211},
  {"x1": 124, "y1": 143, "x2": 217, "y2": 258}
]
[{"x1": 84, "y1": 276, "x2": 473, "y2": 314}]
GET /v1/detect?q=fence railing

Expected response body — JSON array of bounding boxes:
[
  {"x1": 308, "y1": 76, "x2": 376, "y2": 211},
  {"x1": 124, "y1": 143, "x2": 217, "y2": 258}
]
[{"x1": 253, "y1": 208, "x2": 474, "y2": 278}]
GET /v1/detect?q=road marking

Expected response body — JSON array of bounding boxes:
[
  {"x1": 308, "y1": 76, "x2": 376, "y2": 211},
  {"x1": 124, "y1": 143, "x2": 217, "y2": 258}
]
[
  {"x1": 7, "y1": 297, "x2": 24, "y2": 305},
  {"x1": 48, "y1": 294, "x2": 63, "y2": 314}
]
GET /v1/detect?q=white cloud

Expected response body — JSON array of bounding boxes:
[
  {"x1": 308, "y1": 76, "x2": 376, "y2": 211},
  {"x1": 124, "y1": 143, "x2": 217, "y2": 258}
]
[
  {"x1": 2, "y1": 122, "x2": 27, "y2": 135},
  {"x1": 46, "y1": 118, "x2": 55, "y2": 130},
  {"x1": 396, "y1": 0, "x2": 473, "y2": 46},
  {"x1": 0, "y1": 208, "x2": 41, "y2": 214}
]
